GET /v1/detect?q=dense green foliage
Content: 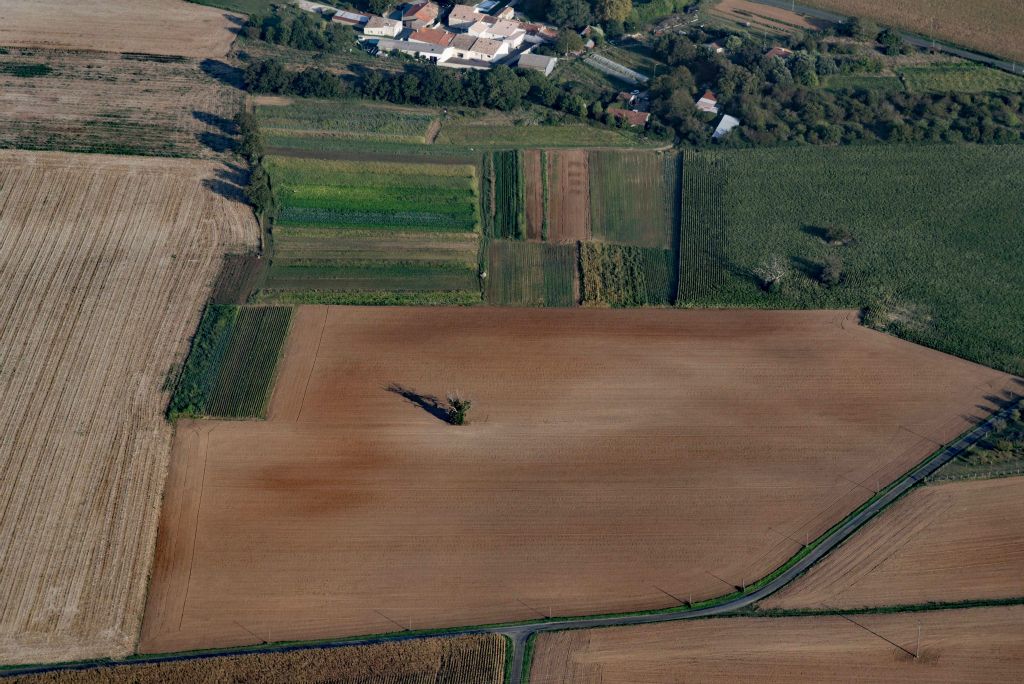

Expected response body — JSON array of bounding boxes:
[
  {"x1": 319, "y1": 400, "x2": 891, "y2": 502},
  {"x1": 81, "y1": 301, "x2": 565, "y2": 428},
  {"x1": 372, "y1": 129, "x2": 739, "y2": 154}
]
[
  {"x1": 485, "y1": 240, "x2": 576, "y2": 306},
  {"x1": 580, "y1": 242, "x2": 675, "y2": 306},
  {"x1": 243, "y1": 6, "x2": 357, "y2": 53},
  {"x1": 492, "y1": 151, "x2": 526, "y2": 239},
  {"x1": 648, "y1": 30, "x2": 1024, "y2": 146},
  {"x1": 589, "y1": 151, "x2": 679, "y2": 247},
  {"x1": 677, "y1": 150, "x2": 725, "y2": 302},
  {"x1": 256, "y1": 289, "x2": 481, "y2": 305},
  {"x1": 244, "y1": 59, "x2": 343, "y2": 98},
  {"x1": 207, "y1": 307, "x2": 293, "y2": 418},
  {"x1": 688, "y1": 145, "x2": 1024, "y2": 375},
  {"x1": 167, "y1": 305, "x2": 238, "y2": 420},
  {"x1": 267, "y1": 156, "x2": 479, "y2": 232}
]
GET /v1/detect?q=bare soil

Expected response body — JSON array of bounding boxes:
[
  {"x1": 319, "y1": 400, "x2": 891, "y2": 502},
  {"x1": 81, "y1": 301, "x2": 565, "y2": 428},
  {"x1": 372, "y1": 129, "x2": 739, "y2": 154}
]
[
  {"x1": 762, "y1": 477, "x2": 1024, "y2": 610},
  {"x1": 545, "y1": 150, "x2": 591, "y2": 243},
  {"x1": 0, "y1": 0, "x2": 241, "y2": 58},
  {"x1": 712, "y1": 0, "x2": 831, "y2": 34},
  {"x1": 523, "y1": 150, "x2": 544, "y2": 241},
  {"x1": 0, "y1": 150, "x2": 258, "y2": 665},
  {"x1": 0, "y1": 49, "x2": 243, "y2": 159},
  {"x1": 139, "y1": 307, "x2": 1016, "y2": 654},
  {"x1": 531, "y1": 605, "x2": 1024, "y2": 683},
  {"x1": 11, "y1": 634, "x2": 505, "y2": 684}
]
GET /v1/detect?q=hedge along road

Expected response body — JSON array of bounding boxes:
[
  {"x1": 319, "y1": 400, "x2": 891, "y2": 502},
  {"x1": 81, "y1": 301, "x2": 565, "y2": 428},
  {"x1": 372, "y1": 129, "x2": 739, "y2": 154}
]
[
  {"x1": 748, "y1": 0, "x2": 1024, "y2": 75},
  {"x1": 1, "y1": 401, "x2": 1018, "y2": 682}
]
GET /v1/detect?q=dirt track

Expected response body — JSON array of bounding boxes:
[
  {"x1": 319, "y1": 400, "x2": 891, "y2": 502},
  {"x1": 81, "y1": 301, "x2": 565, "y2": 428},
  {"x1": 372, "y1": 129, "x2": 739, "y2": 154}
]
[
  {"x1": 0, "y1": 0, "x2": 241, "y2": 58},
  {"x1": 763, "y1": 477, "x2": 1024, "y2": 610},
  {"x1": 545, "y1": 151, "x2": 590, "y2": 243},
  {"x1": 531, "y1": 605, "x2": 1024, "y2": 682},
  {"x1": 0, "y1": 151, "x2": 258, "y2": 664},
  {"x1": 140, "y1": 307, "x2": 1017, "y2": 653}
]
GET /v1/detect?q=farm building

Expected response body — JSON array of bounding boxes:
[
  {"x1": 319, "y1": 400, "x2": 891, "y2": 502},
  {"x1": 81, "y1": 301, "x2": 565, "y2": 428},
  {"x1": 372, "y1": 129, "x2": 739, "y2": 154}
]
[
  {"x1": 765, "y1": 46, "x2": 793, "y2": 60},
  {"x1": 608, "y1": 107, "x2": 650, "y2": 128},
  {"x1": 696, "y1": 90, "x2": 719, "y2": 114},
  {"x1": 518, "y1": 52, "x2": 557, "y2": 76},
  {"x1": 377, "y1": 37, "x2": 452, "y2": 62},
  {"x1": 331, "y1": 10, "x2": 369, "y2": 27},
  {"x1": 364, "y1": 16, "x2": 402, "y2": 37},
  {"x1": 410, "y1": 27, "x2": 456, "y2": 47},
  {"x1": 713, "y1": 114, "x2": 741, "y2": 139},
  {"x1": 402, "y1": 1, "x2": 439, "y2": 29}
]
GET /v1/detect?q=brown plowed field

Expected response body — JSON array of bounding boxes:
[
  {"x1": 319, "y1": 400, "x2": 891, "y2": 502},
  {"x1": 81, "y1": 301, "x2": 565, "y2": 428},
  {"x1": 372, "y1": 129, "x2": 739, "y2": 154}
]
[
  {"x1": 531, "y1": 605, "x2": 1024, "y2": 683},
  {"x1": 545, "y1": 150, "x2": 590, "y2": 243},
  {"x1": 523, "y1": 150, "x2": 544, "y2": 240},
  {"x1": 763, "y1": 477, "x2": 1024, "y2": 610},
  {"x1": 0, "y1": 49, "x2": 242, "y2": 158},
  {"x1": 12, "y1": 634, "x2": 505, "y2": 684},
  {"x1": 139, "y1": 307, "x2": 1017, "y2": 653},
  {"x1": 801, "y1": 0, "x2": 1024, "y2": 63},
  {"x1": 0, "y1": 0, "x2": 241, "y2": 58},
  {"x1": 0, "y1": 150, "x2": 258, "y2": 665}
]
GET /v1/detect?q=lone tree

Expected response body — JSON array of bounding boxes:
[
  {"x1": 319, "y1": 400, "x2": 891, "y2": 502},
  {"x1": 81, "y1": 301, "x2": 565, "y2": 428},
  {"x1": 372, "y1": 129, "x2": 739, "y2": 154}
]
[
  {"x1": 753, "y1": 255, "x2": 789, "y2": 292},
  {"x1": 823, "y1": 224, "x2": 854, "y2": 245},
  {"x1": 446, "y1": 394, "x2": 472, "y2": 426},
  {"x1": 819, "y1": 253, "x2": 844, "y2": 287}
]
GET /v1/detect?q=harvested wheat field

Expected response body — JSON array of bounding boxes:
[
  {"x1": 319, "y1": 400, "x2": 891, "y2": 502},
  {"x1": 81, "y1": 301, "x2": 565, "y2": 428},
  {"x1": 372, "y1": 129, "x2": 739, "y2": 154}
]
[
  {"x1": 0, "y1": 49, "x2": 242, "y2": 158},
  {"x1": 0, "y1": 150, "x2": 258, "y2": 665},
  {"x1": 11, "y1": 634, "x2": 505, "y2": 684},
  {"x1": 139, "y1": 306, "x2": 1018, "y2": 653},
  {"x1": 763, "y1": 477, "x2": 1024, "y2": 610},
  {"x1": 0, "y1": 0, "x2": 240, "y2": 58},
  {"x1": 545, "y1": 150, "x2": 590, "y2": 243},
  {"x1": 531, "y1": 605, "x2": 1024, "y2": 683},
  {"x1": 712, "y1": 0, "x2": 830, "y2": 35},
  {"x1": 802, "y1": 0, "x2": 1024, "y2": 63}
]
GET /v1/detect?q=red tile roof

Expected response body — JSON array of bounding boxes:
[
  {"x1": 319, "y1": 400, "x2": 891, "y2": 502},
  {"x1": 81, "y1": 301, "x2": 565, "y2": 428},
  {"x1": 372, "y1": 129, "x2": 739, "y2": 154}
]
[
  {"x1": 410, "y1": 27, "x2": 454, "y2": 46},
  {"x1": 608, "y1": 107, "x2": 650, "y2": 127}
]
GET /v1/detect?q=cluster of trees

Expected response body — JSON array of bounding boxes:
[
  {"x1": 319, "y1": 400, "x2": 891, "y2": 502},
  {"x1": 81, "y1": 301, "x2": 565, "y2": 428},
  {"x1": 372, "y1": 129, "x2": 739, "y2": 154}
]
[
  {"x1": 235, "y1": 111, "x2": 275, "y2": 219},
  {"x1": 523, "y1": 0, "x2": 632, "y2": 31},
  {"x1": 242, "y1": 6, "x2": 357, "y2": 53},
  {"x1": 648, "y1": 29, "x2": 1024, "y2": 146},
  {"x1": 244, "y1": 59, "x2": 344, "y2": 98}
]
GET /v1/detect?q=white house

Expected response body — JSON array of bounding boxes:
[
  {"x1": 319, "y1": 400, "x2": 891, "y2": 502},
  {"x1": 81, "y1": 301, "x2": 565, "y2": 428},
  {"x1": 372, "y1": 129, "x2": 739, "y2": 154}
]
[
  {"x1": 713, "y1": 114, "x2": 741, "y2": 139},
  {"x1": 448, "y1": 4, "x2": 482, "y2": 29},
  {"x1": 517, "y1": 52, "x2": 557, "y2": 76},
  {"x1": 696, "y1": 90, "x2": 719, "y2": 114},
  {"x1": 377, "y1": 38, "x2": 453, "y2": 62},
  {"x1": 364, "y1": 16, "x2": 403, "y2": 37}
]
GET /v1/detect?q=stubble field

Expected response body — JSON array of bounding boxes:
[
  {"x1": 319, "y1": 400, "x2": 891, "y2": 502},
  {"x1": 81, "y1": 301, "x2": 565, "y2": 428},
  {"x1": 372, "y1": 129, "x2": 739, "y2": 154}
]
[
  {"x1": 762, "y1": 476, "x2": 1024, "y2": 610},
  {"x1": 139, "y1": 306, "x2": 1016, "y2": 653},
  {"x1": 0, "y1": 0, "x2": 241, "y2": 58},
  {"x1": 0, "y1": 150, "x2": 258, "y2": 664},
  {"x1": 531, "y1": 605, "x2": 1024, "y2": 682},
  {"x1": 800, "y1": 0, "x2": 1024, "y2": 62}
]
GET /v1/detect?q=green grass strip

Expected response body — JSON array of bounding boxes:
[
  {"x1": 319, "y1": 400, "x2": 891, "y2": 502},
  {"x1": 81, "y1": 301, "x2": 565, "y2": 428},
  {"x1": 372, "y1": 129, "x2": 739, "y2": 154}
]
[{"x1": 167, "y1": 304, "x2": 238, "y2": 420}]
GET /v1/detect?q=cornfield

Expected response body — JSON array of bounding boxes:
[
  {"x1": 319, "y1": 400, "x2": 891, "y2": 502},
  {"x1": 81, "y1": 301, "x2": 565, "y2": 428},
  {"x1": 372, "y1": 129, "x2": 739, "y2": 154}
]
[
  {"x1": 207, "y1": 306, "x2": 293, "y2": 418},
  {"x1": 492, "y1": 150, "x2": 525, "y2": 239},
  {"x1": 677, "y1": 150, "x2": 725, "y2": 303},
  {"x1": 589, "y1": 151, "x2": 681, "y2": 249}
]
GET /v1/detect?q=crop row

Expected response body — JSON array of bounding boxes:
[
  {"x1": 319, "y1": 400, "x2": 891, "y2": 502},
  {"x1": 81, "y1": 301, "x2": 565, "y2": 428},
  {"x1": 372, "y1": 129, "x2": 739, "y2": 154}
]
[
  {"x1": 257, "y1": 99, "x2": 438, "y2": 143},
  {"x1": 491, "y1": 150, "x2": 525, "y2": 239},
  {"x1": 589, "y1": 151, "x2": 681, "y2": 248},
  {"x1": 485, "y1": 240, "x2": 575, "y2": 306},
  {"x1": 266, "y1": 259, "x2": 479, "y2": 292},
  {"x1": 677, "y1": 150, "x2": 726, "y2": 302},
  {"x1": 167, "y1": 304, "x2": 238, "y2": 420},
  {"x1": 580, "y1": 242, "x2": 675, "y2": 306},
  {"x1": 206, "y1": 306, "x2": 293, "y2": 418}
]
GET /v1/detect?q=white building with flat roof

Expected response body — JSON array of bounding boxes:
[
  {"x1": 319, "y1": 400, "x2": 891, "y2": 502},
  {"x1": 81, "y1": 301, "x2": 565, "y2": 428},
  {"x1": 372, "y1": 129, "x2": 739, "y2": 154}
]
[{"x1": 364, "y1": 15, "x2": 403, "y2": 37}]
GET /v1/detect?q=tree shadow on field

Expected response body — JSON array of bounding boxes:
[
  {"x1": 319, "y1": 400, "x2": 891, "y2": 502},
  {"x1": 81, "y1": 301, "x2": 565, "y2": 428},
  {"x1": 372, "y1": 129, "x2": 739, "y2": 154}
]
[
  {"x1": 194, "y1": 110, "x2": 237, "y2": 135},
  {"x1": 203, "y1": 162, "x2": 249, "y2": 204},
  {"x1": 224, "y1": 13, "x2": 246, "y2": 31},
  {"x1": 201, "y1": 58, "x2": 245, "y2": 90},
  {"x1": 790, "y1": 255, "x2": 822, "y2": 281},
  {"x1": 386, "y1": 384, "x2": 451, "y2": 423}
]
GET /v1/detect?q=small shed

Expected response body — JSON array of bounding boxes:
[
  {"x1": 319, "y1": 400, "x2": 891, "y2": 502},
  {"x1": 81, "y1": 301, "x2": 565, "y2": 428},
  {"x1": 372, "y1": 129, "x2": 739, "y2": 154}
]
[
  {"x1": 608, "y1": 107, "x2": 650, "y2": 128},
  {"x1": 518, "y1": 53, "x2": 557, "y2": 76},
  {"x1": 713, "y1": 114, "x2": 741, "y2": 139},
  {"x1": 695, "y1": 90, "x2": 719, "y2": 114}
]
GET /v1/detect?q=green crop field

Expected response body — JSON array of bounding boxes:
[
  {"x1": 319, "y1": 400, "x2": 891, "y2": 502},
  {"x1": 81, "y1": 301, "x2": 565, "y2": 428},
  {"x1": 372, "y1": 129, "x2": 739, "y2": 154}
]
[
  {"x1": 435, "y1": 121, "x2": 645, "y2": 148},
  {"x1": 267, "y1": 156, "x2": 479, "y2": 232},
  {"x1": 258, "y1": 98, "x2": 440, "y2": 145},
  {"x1": 207, "y1": 307, "x2": 293, "y2": 418},
  {"x1": 686, "y1": 144, "x2": 1024, "y2": 376},
  {"x1": 485, "y1": 240, "x2": 576, "y2": 306},
  {"x1": 266, "y1": 259, "x2": 479, "y2": 292},
  {"x1": 491, "y1": 150, "x2": 525, "y2": 239},
  {"x1": 579, "y1": 242, "x2": 675, "y2": 307},
  {"x1": 677, "y1": 150, "x2": 726, "y2": 302},
  {"x1": 589, "y1": 151, "x2": 680, "y2": 248},
  {"x1": 823, "y1": 73, "x2": 904, "y2": 92},
  {"x1": 167, "y1": 305, "x2": 238, "y2": 420},
  {"x1": 274, "y1": 227, "x2": 479, "y2": 263},
  {"x1": 900, "y1": 63, "x2": 1024, "y2": 94}
]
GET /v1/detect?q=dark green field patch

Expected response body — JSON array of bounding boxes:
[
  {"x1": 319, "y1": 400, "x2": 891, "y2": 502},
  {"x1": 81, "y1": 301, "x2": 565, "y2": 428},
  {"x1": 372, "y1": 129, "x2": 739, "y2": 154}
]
[
  {"x1": 207, "y1": 307, "x2": 293, "y2": 418},
  {"x1": 485, "y1": 240, "x2": 576, "y2": 306},
  {"x1": 167, "y1": 305, "x2": 238, "y2": 420},
  {"x1": 266, "y1": 260, "x2": 479, "y2": 292}
]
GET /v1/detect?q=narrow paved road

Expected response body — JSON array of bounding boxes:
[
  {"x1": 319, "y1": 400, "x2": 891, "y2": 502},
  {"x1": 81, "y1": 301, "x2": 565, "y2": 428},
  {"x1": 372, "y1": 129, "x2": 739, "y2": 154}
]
[
  {"x1": 2, "y1": 403, "x2": 1015, "y2": 682},
  {"x1": 748, "y1": 0, "x2": 1023, "y2": 75}
]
